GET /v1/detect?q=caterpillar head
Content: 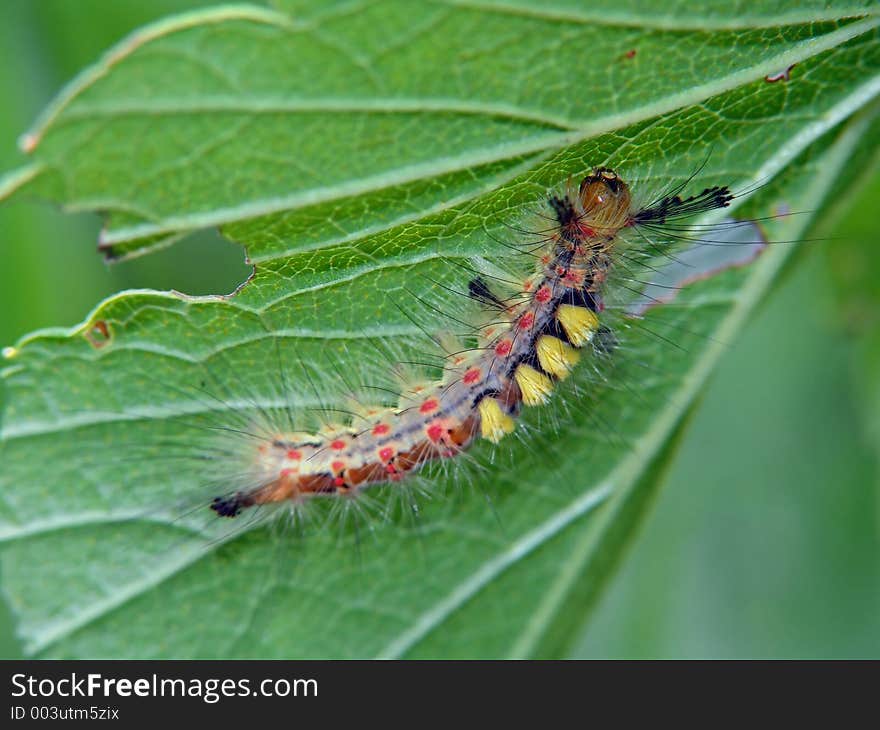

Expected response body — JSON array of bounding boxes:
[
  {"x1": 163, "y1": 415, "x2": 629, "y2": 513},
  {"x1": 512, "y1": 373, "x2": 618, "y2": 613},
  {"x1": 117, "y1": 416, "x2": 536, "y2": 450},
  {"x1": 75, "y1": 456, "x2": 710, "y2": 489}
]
[{"x1": 578, "y1": 167, "x2": 632, "y2": 230}]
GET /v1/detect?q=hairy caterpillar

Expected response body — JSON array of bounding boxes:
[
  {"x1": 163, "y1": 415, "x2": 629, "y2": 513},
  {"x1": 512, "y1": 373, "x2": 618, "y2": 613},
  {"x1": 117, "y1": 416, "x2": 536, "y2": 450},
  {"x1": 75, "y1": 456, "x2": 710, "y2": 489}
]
[{"x1": 207, "y1": 166, "x2": 737, "y2": 519}]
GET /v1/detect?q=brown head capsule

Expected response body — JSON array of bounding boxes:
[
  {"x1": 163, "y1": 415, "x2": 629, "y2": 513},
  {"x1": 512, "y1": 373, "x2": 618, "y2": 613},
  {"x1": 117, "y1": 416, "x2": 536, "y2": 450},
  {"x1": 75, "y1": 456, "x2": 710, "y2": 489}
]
[{"x1": 578, "y1": 167, "x2": 632, "y2": 234}]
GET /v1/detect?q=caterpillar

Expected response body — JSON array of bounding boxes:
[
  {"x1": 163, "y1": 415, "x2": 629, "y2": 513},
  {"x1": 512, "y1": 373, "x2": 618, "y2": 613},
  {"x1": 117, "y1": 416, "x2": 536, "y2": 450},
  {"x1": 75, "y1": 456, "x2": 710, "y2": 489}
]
[{"x1": 209, "y1": 166, "x2": 736, "y2": 519}]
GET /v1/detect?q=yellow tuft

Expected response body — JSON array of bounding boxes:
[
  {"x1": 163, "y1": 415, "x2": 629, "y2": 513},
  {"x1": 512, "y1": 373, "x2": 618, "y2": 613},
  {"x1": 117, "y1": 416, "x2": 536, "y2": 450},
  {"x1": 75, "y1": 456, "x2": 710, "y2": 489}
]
[
  {"x1": 556, "y1": 304, "x2": 599, "y2": 347},
  {"x1": 478, "y1": 397, "x2": 516, "y2": 443},
  {"x1": 536, "y1": 335, "x2": 580, "y2": 379},
  {"x1": 515, "y1": 364, "x2": 554, "y2": 406},
  {"x1": 2, "y1": 346, "x2": 18, "y2": 360}
]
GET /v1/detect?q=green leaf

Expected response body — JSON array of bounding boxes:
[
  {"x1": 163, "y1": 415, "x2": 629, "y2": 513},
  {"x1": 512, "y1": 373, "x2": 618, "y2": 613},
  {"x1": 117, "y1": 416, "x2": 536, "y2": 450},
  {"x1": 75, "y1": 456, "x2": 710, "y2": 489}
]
[{"x1": 0, "y1": 2, "x2": 878, "y2": 657}]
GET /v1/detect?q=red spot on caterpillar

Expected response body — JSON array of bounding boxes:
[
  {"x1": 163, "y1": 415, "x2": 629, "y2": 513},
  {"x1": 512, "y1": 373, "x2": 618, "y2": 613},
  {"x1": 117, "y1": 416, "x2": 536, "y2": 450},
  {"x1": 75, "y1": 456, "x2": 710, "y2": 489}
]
[
  {"x1": 420, "y1": 398, "x2": 439, "y2": 414},
  {"x1": 495, "y1": 339, "x2": 512, "y2": 357},
  {"x1": 379, "y1": 447, "x2": 394, "y2": 462},
  {"x1": 535, "y1": 286, "x2": 551, "y2": 303},
  {"x1": 623, "y1": 48, "x2": 637, "y2": 59},
  {"x1": 563, "y1": 269, "x2": 585, "y2": 287},
  {"x1": 333, "y1": 477, "x2": 345, "y2": 487},
  {"x1": 463, "y1": 367, "x2": 481, "y2": 384},
  {"x1": 372, "y1": 423, "x2": 390, "y2": 436},
  {"x1": 331, "y1": 460, "x2": 345, "y2": 472},
  {"x1": 522, "y1": 279, "x2": 534, "y2": 292},
  {"x1": 280, "y1": 468, "x2": 295, "y2": 478},
  {"x1": 518, "y1": 312, "x2": 535, "y2": 330},
  {"x1": 330, "y1": 440, "x2": 346, "y2": 450},
  {"x1": 286, "y1": 449, "x2": 301, "y2": 460},
  {"x1": 426, "y1": 423, "x2": 444, "y2": 442}
]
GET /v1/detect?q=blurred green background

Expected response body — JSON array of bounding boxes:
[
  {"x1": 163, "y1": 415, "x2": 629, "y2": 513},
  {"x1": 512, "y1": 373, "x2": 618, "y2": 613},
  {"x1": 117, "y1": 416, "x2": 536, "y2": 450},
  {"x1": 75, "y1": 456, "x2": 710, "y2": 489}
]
[{"x1": 0, "y1": 0, "x2": 877, "y2": 658}]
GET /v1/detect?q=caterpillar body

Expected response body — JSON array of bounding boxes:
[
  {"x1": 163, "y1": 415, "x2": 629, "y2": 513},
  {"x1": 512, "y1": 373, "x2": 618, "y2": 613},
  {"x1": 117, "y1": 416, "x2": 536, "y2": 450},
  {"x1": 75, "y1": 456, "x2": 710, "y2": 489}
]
[{"x1": 212, "y1": 167, "x2": 734, "y2": 518}]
